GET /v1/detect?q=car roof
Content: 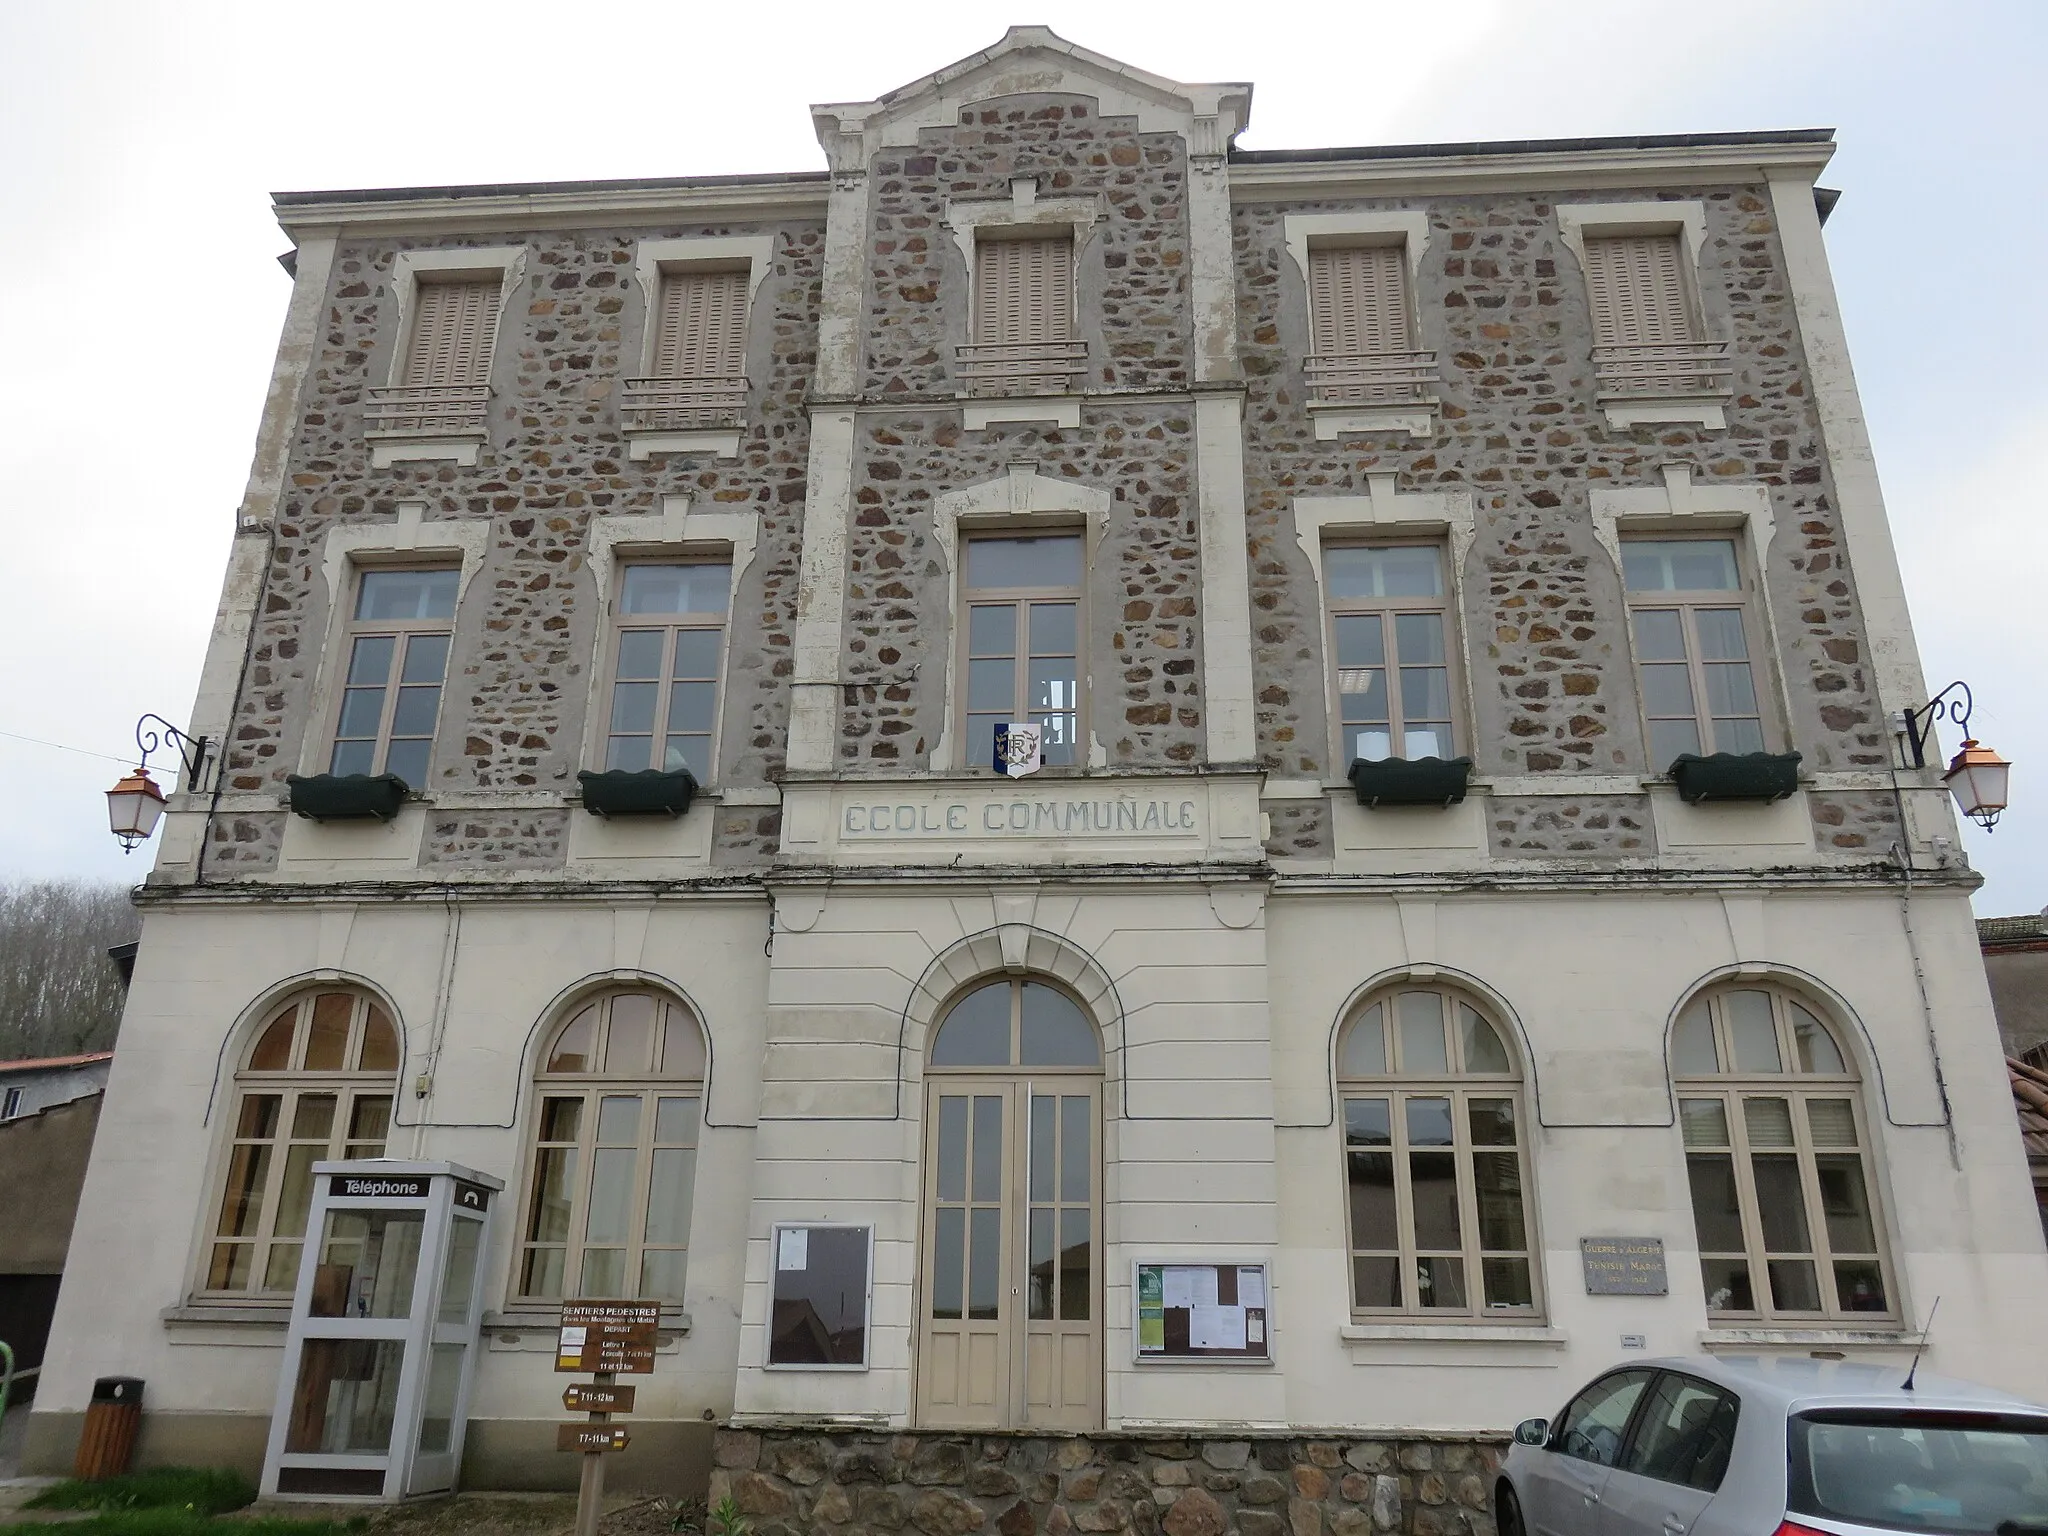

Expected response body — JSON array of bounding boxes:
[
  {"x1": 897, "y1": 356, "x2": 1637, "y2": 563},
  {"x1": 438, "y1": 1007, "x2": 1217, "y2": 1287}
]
[{"x1": 1628, "y1": 1355, "x2": 2048, "y2": 1417}]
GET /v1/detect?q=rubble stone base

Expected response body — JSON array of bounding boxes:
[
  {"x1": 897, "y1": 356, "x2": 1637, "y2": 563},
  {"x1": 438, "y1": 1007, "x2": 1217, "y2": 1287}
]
[{"x1": 711, "y1": 1426, "x2": 1503, "y2": 1536}]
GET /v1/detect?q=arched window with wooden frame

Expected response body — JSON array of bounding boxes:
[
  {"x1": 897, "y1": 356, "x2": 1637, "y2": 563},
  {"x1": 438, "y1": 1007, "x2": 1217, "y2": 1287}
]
[
  {"x1": 206, "y1": 988, "x2": 400, "y2": 1296},
  {"x1": 1337, "y1": 984, "x2": 1539, "y2": 1319},
  {"x1": 1674, "y1": 984, "x2": 1894, "y2": 1322},
  {"x1": 517, "y1": 991, "x2": 706, "y2": 1306}
]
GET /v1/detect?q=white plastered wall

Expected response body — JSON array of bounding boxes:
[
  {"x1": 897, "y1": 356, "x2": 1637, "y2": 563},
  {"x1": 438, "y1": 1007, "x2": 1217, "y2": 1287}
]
[{"x1": 34, "y1": 895, "x2": 769, "y2": 1433}]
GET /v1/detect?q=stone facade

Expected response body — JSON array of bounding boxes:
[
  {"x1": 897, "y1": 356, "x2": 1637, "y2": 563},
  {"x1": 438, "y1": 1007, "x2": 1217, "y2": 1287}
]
[
  {"x1": 32, "y1": 24, "x2": 2044, "y2": 1508},
  {"x1": 712, "y1": 1429, "x2": 1498, "y2": 1536}
]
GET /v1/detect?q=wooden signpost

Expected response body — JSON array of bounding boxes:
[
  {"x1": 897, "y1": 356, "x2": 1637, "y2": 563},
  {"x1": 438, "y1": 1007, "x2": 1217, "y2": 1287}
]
[{"x1": 557, "y1": 1300, "x2": 659, "y2": 1536}]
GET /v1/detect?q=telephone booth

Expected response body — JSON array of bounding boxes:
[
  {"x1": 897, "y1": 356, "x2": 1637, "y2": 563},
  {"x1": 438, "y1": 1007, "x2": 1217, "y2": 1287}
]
[{"x1": 262, "y1": 1160, "x2": 500, "y2": 1500}]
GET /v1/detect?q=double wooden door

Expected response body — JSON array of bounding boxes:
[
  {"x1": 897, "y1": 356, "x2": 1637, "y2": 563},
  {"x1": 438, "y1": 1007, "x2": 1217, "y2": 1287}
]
[{"x1": 914, "y1": 1077, "x2": 1101, "y2": 1429}]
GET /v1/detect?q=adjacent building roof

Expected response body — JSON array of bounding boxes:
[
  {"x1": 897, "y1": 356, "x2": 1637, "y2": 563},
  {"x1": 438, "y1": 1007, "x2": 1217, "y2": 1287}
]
[
  {"x1": 1979, "y1": 913, "x2": 2048, "y2": 948},
  {"x1": 2013, "y1": 1057, "x2": 2048, "y2": 1161},
  {"x1": 0, "y1": 1051, "x2": 114, "y2": 1075}
]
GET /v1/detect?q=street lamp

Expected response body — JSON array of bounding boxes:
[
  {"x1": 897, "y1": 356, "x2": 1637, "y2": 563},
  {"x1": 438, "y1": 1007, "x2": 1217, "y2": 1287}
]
[
  {"x1": 1900, "y1": 681, "x2": 2012, "y2": 831},
  {"x1": 104, "y1": 715, "x2": 212, "y2": 853}
]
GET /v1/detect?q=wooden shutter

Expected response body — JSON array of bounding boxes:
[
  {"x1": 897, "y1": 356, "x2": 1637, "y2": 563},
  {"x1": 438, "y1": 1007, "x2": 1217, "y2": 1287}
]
[
  {"x1": 1308, "y1": 244, "x2": 1411, "y2": 356},
  {"x1": 402, "y1": 277, "x2": 497, "y2": 388},
  {"x1": 652, "y1": 268, "x2": 750, "y2": 379},
  {"x1": 975, "y1": 236, "x2": 1073, "y2": 345},
  {"x1": 1583, "y1": 234, "x2": 1692, "y2": 347}
]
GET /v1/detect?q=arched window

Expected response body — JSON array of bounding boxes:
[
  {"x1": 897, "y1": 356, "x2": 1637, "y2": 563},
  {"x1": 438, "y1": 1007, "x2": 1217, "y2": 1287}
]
[
  {"x1": 928, "y1": 978, "x2": 1101, "y2": 1069},
  {"x1": 1336, "y1": 985, "x2": 1537, "y2": 1319},
  {"x1": 208, "y1": 988, "x2": 400, "y2": 1295},
  {"x1": 518, "y1": 991, "x2": 706, "y2": 1305},
  {"x1": 1674, "y1": 985, "x2": 1892, "y2": 1321}
]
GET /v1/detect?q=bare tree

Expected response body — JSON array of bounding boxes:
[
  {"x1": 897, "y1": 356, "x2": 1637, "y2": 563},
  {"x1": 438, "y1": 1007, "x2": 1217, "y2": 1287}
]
[{"x1": 0, "y1": 880, "x2": 140, "y2": 1060}]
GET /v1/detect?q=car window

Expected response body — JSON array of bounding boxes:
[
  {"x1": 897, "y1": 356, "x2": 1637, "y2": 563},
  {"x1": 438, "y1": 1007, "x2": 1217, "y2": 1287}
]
[
  {"x1": 1788, "y1": 1411, "x2": 2048, "y2": 1534},
  {"x1": 1556, "y1": 1370, "x2": 1655, "y2": 1467},
  {"x1": 1621, "y1": 1372, "x2": 1741, "y2": 1491}
]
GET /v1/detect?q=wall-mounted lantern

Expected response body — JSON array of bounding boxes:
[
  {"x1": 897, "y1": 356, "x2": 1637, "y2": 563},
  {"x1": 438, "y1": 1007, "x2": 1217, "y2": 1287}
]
[
  {"x1": 104, "y1": 715, "x2": 211, "y2": 853},
  {"x1": 1901, "y1": 681, "x2": 2012, "y2": 831}
]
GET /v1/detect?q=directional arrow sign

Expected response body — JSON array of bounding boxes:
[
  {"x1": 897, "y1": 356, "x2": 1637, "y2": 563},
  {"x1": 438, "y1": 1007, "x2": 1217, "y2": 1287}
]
[
  {"x1": 557, "y1": 1424, "x2": 630, "y2": 1453},
  {"x1": 563, "y1": 1383, "x2": 636, "y2": 1413}
]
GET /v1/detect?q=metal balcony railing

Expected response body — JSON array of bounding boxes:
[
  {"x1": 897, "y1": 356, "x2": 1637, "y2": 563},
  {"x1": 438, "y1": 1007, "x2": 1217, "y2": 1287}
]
[
  {"x1": 363, "y1": 384, "x2": 490, "y2": 437},
  {"x1": 1304, "y1": 350, "x2": 1440, "y2": 407},
  {"x1": 620, "y1": 376, "x2": 749, "y2": 431},
  {"x1": 1592, "y1": 341, "x2": 1734, "y2": 399},
  {"x1": 955, "y1": 340, "x2": 1089, "y2": 397}
]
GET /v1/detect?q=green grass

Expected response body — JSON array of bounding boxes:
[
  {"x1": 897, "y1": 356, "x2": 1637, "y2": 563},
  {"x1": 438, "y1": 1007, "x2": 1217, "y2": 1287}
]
[
  {"x1": 0, "y1": 1514, "x2": 361, "y2": 1536},
  {"x1": 26, "y1": 1468, "x2": 259, "y2": 1516}
]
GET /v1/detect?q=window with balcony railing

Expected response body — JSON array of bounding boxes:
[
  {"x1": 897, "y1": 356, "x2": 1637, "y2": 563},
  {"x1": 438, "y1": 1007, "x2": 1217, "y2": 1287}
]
[
  {"x1": 1305, "y1": 243, "x2": 1437, "y2": 410},
  {"x1": 366, "y1": 276, "x2": 497, "y2": 441},
  {"x1": 623, "y1": 268, "x2": 750, "y2": 432},
  {"x1": 1583, "y1": 233, "x2": 1731, "y2": 403},
  {"x1": 958, "y1": 233, "x2": 1087, "y2": 398}
]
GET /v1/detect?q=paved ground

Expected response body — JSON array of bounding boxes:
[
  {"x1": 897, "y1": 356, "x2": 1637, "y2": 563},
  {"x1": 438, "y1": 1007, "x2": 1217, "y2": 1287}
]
[{"x1": 0, "y1": 1491, "x2": 684, "y2": 1536}]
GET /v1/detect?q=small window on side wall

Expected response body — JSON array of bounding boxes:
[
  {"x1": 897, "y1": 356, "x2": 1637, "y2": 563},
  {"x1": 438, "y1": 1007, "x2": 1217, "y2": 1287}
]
[
  {"x1": 329, "y1": 567, "x2": 458, "y2": 787},
  {"x1": 604, "y1": 562, "x2": 731, "y2": 783},
  {"x1": 1325, "y1": 544, "x2": 1457, "y2": 764},
  {"x1": 1623, "y1": 537, "x2": 1768, "y2": 769}
]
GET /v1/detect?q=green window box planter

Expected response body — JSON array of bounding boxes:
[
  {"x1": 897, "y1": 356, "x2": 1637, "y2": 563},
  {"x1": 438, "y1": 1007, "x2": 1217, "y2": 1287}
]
[
  {"x1": 285, "y1": 772, "x2": 411, "y2": 822},
  {"x1": 577, "y1": 768, "x2": 699, "y2": 818},
  {"x1": 1347, "y1": 755, "x2": 1473, "y2": 808},
  {"x1": 1667, "y1": 750, "x2": 1803, "y2": 804}
]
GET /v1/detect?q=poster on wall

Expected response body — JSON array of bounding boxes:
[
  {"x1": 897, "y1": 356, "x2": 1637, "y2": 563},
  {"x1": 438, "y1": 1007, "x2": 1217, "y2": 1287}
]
[{"x1": 1133, "y1": 1262, "x2": 1272, "y2": 1363}]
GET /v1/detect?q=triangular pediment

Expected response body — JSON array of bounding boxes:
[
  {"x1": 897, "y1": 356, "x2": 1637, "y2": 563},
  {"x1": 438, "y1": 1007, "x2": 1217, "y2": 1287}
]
[{"x1": 813, "y1": 26, "x2": 1251, "y2": 168}]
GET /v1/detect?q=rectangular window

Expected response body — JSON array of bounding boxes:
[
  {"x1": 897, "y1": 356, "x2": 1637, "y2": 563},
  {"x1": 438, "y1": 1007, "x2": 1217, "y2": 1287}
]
[
  {"x1": 517, "y1": 1089, "x2": 701, "y2": 1303},
  {"x1": 604, "y1": 562, "x2": 731, "y2": 783},
  {"x1": 1307, "y1": 244, "x2": 1418, "y2": 403},
  {"x1": 1682, "y1": 1091, "x2": 1891, "y2": 1321},
  {"x1": 962, "y1": 233, "x2": 1083, "y2": 397},
  {"x1": 402, "y1": 276, "x2": 499, "y2": 389},
  {"x1": 1623, "y1": 537, "x2": 1766, "y2": 768},
  {"x1": 961, "y1": 535, "x2": 1084, "y2": 769},
  {"x1": 1326, "y1": 544, "x2": 1456, "y2": 764},
  {"x1": 1344, "y1": 1090, "x2": 1536, "y2": 1317},
  {"x1": 651, "y1": 268, "x2": 749, "y2": 382},
  {"x1": 329, "y1": 568, "x2": 458, "y2": 787},
  {"x1": 2, "y1": 1087, "x2": 21, "y2": 1119},
  {"x1": 975, "y1": 235, "x2": 1073, "y2": 348},
  {"x1": 1583, "y1": 233, "x2": 1695, "y2": 350}
]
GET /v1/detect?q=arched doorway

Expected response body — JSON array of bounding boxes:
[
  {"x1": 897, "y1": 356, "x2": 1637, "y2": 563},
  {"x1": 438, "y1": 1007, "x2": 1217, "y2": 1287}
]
[{"x1": 915, "y1": 976, "x2": 1102, "y2": 1430}]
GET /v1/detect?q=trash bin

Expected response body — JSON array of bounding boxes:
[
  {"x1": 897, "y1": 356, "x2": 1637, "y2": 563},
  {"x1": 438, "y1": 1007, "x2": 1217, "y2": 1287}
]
[{"x1": 74, "y1": 1377, "x2": 144, "y2": 1480}]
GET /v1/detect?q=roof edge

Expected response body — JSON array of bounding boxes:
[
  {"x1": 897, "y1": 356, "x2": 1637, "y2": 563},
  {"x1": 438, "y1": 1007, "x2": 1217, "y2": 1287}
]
[{"x1": 1228, "y1": 128, "x2": 1835, "y2": 165}]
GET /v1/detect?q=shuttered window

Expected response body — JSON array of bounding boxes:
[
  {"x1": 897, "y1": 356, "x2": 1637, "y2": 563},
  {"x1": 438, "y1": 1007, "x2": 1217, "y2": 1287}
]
[
  {"x1": 652, "y1": 268, "x2": 750, "y2": 379},
  {"x1": 1583, "y1": 233, "x2": 1694, "y2": 348},
  {"x1": 401, "y1": 277, "x2": 499, "y2": 389},
  {"x1": 974, "y1": 235, "x2": 1073, "y2": 345},
  {"x1": 1308, "y1": 244, "x2": 1412, "y2": 358}
]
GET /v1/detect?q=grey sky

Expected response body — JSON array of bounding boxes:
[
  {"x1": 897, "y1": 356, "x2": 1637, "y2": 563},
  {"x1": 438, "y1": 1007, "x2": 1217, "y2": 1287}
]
[{"x1": 3, "y1": 0, "x2": 2041, "y2": 913}]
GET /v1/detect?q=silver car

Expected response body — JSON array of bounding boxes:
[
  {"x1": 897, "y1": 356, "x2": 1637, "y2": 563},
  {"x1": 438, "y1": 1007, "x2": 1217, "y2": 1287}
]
[{"x1": 1498, "y1": 1354, "x2": 2048, "y2": 1535}]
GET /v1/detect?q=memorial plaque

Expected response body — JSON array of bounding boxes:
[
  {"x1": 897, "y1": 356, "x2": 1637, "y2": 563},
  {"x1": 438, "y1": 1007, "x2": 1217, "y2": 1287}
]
[
  {"x1": 557, "y1": 1424, "x2": 630, "y2": 1453},
  {"x1": 1580, "y1": 1236, "x2": 1668, "y2": 1295},
  {"x1": 556, "y1": 1299, "x2": 661, "y2": 1373},
  {"x1": 563, "y1": 1382, "x2": 636, "y2": 1413}
]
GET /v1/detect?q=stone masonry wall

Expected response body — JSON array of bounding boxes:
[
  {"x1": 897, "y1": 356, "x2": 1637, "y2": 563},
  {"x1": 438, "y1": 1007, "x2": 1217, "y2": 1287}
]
[
  {"x1": 1235, "y1": 186, "x2": 1890, "y2": 852},
  {"x1": 841, "y1": 97, "x2": 1203, "y2": 768},
  {"x1": 713, "y1": 1428, "x2": 1502, "y2": 1536},
  {"x1": 210, "y1": 217, "x2": 824, "y2": 873}
]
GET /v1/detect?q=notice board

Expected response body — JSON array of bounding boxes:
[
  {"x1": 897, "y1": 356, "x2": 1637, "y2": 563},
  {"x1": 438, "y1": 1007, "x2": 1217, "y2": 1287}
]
[{"x1": 1133, "y1": 1262, "x2": 1272, "y2": 1363}]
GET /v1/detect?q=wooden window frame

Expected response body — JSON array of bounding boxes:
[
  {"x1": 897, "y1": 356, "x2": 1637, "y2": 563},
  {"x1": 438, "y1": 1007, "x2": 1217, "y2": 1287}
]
[
  {"x1": 956, "y1": 532, "x2": 1087, "y2": 771},
  {"x1": 599, "y1": 559, "x2": 733, "y2": 785},
  {"x1": 198, "y1": 990, "x2": 399, "y2": 1300},
  {"x1": 1336, "y1": 986, "x2": 1542, "y2": 1324},
  {"x1": 513, "y1": 992, "x2": 706, "y2": 1309},
  {"x1": 1621, "y1": 533, "x2": 1776, "y2": 768},
  {"x1": 1675, "y1": 985, "x2": 1898, "y2": 1326},
  {"x1": 323, "y1": 564, "x2": 459, "y2": 786},
  {"x1": 1322, "y1": 540, "x2": 1463, "y2": 768}
]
